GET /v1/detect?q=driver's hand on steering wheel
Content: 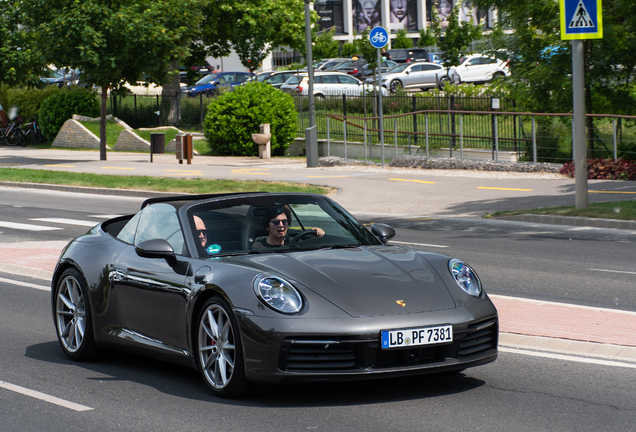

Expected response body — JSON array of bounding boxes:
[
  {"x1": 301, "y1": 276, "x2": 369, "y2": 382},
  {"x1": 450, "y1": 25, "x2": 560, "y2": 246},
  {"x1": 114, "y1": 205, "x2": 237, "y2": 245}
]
[{"x1": 313, "y1": 227, "x2": 325, "y2": 237}]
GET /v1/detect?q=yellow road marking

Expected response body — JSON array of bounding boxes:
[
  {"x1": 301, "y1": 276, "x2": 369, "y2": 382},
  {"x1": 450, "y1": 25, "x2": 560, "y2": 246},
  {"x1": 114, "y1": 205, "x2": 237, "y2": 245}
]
[
  {"x1": 306, "y1": 175, "x2": 350, "y2": 178},
  {"x1": 44, "y1": 164, "x2": 75, "y2": 167},
  {"x1": 389, "y1": 178, "x2": 436, "y2": 184},
  {"x1": 0, "y1": 163, "x2": 19, "y2": 165},
  {"x1": 590, "y1": 191, "x2": 636, "y2": 194},
  {"x1": 165, "y1": 173, "x2": 202, "y2": 176},
  {"x1": 477, "y1": 186, "x2": 533, "y2": 191},
  {"x1": 101, "y1": 167, "x2": 134, "y2": 170},
  {"x1": 232, "y1": 168, "x2": 270, "y2": 172},
  {"x1": 165, "y1": 170, "x2": 202, "y2": 173}
]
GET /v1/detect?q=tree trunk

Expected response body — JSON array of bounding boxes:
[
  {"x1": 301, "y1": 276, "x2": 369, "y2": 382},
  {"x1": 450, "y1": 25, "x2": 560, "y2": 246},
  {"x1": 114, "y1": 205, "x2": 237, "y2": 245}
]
[
  {"x1": 100, "y1": 86, "x2": 108, "y2": 161},
  {"x1": 162, "y1": 60, "x2": 181, "y2": 126}
]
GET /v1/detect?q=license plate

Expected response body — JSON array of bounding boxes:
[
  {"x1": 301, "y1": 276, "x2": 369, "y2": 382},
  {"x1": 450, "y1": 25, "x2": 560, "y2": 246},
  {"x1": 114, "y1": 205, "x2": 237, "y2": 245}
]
[{"x1": 381, "y1": 325, "x2": 453, "y2": 349}]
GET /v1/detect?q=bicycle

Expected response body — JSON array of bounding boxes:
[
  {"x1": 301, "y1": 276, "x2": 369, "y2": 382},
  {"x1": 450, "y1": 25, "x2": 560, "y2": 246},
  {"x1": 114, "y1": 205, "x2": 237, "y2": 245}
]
[{"x1": 0, "y1": 117, "x2": 25, "y2": 146}]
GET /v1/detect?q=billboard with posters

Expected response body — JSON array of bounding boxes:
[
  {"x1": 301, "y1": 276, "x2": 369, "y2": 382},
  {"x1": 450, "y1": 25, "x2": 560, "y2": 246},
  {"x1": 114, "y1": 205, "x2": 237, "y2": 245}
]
[
  {"x1": 352, "y1": 0, "x2": 383, "y2": 33},
  {"x1": 389, "y1": 0, "x2": 418, "y2": 32},
  {"x1": 315, "y1": 0, "x2": 345, "y2": 34}
]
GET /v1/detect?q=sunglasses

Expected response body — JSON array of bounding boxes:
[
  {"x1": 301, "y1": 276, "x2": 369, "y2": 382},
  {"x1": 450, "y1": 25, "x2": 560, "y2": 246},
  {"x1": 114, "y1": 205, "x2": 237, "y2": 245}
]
[
  {"x1": 270, "y1": 219, "x2": 290, "y2": 226},
  {"x1": 196, "y1": 229, "x2": 208, "y2": 236}
]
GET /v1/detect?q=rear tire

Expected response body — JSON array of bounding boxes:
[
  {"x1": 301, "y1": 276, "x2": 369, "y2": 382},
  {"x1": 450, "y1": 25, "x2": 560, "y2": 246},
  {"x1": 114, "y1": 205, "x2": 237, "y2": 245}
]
[{"x1": 5, "y1": 130, "x2": 23, "y2": 146}]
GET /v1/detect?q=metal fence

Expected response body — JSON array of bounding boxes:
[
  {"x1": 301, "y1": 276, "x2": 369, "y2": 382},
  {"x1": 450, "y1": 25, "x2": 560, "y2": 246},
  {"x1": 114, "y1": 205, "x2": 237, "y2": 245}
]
[{"x1": 105, "y1": 92, "x2": 636, "y2": 164}]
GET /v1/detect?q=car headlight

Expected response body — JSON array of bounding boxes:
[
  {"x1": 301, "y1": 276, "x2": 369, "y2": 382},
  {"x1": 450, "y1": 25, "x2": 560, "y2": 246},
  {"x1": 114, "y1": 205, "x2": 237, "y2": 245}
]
[
  {"x1": 253, "y1": 275, "x2": 303, "y2": 314},
  {"x1": 448, "y1": 259, "x2": 482, "y2": 297}
]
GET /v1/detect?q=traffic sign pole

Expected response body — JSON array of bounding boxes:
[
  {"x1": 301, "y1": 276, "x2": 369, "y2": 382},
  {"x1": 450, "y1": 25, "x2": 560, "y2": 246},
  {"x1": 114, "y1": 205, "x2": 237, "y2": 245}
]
[{"x1": 369, "y1": 26, "x2": 389, "y2": 167}]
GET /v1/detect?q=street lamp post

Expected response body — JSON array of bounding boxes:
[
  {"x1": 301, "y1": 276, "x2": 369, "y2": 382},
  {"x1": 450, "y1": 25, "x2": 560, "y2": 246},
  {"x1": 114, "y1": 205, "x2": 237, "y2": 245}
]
[{"x1": 304, "y1": 0, "x2": 318, "y2": 167}]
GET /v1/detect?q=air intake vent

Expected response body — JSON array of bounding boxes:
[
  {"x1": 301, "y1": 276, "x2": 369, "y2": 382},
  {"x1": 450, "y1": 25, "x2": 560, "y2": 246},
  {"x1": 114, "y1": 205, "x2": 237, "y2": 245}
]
[
  {"x1": 459, "y1": 320, "x2": 497, "y2": 357},
  {"x1": 284, "y1": 344, "x2": 357, "y2": 370}
]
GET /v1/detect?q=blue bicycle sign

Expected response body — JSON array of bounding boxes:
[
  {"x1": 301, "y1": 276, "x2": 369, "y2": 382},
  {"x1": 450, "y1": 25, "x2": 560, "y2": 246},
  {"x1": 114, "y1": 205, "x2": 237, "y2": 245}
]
[{"x1": 369, "y1": 27, "x2": 388, "y2": 49}]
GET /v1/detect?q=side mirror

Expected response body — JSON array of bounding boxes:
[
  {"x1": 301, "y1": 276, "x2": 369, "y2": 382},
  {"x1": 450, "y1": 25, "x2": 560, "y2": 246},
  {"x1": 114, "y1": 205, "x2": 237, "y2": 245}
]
[
  {"x1": 371, "y1": 223, "x2": 396, "y2": 244},
  {"x1": 135, "y1": 238, "x2": 177, "y2": 267}
]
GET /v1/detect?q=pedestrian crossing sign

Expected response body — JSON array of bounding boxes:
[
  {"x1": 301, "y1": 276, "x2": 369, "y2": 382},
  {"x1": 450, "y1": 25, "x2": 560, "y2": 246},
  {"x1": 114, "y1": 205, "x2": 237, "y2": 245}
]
[{"x1": 560, "y1": 0, "x2": 603, "y2": 39}]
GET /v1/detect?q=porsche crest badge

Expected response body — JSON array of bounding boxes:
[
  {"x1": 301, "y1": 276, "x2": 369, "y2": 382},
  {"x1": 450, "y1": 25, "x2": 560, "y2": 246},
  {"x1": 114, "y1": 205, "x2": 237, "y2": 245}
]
[{"x1": 396, "y1": 300, "x2": 406, "y2": 307}]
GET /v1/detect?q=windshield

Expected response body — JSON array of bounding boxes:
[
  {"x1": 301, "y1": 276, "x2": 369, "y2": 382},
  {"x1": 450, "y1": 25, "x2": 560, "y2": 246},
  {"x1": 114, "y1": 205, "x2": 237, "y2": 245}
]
[
  {"x1": 195, "y1": 73, "x2": 221, "y2": 85},
  {"x1": 186, "y1": 194, "x2": 381, "y2": 257},
  {"x1": 284, "y1": 76, "x2": 303, "y2": 85}
]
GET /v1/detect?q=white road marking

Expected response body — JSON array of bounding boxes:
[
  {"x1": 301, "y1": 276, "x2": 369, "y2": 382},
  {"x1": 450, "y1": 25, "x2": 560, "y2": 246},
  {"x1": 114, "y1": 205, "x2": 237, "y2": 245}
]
[
  {"x1": 0, "y1": 380, "x2": 93, "y2": 412},
  {"x1": 0, "y1": 276, "x2": 50, "y2": 291},
  {"x1": 0, "y1": 221, "x2": 62, "y2": 231},
  {"x1": 490, "y1": 294, "x2": 636, "y2": 317},
  {"x1": 30, "y1": 218, "x2": 97, "y2": 227},
  {"x1": 588, "y1": 268, "x2": 636, "y2": 275},
  {"x1": 390, "y1": 240, "x2": 449, "y2": 248},
  {"x1": 500, "y1": 347, "x2": 636, "y2": 369}
]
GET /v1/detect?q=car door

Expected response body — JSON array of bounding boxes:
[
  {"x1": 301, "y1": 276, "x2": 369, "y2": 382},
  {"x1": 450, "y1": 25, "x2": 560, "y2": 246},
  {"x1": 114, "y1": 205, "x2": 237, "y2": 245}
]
[
  {"x1": 419, "y1": 64, "x2": 445, "y2": 88},
  {"x1": 337, "y1": 74, "x2": 362, "y2": 94},
  {"x1": 457, "y1": 56, "x2": 480, "y2": 82},
  {"x1": 110, "y1": 203, "x2": 191, "y2": 351},
  {"x1": 402, "y1": 64, "x2": 423, "y2": 88}
]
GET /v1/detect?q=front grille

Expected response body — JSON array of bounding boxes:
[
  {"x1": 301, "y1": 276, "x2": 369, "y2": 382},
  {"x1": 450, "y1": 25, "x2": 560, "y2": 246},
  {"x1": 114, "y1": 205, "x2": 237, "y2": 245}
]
[
  {"x1": 458, "y1": 319, "x2": 498, "y2": 357},
  {"x1": 284, "y1": 343, "x2": 357, "y2": 370}
]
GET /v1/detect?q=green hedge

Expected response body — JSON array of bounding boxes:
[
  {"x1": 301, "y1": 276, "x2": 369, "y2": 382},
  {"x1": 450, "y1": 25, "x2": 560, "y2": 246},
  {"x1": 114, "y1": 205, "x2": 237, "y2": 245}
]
[
  {"x1": 0, "y1": 85, "x2": 62, "y2": 121},
  {"x1": 203, "y1": 82, "x2": 296, "y2": 156},
  {"x1": 38, "y1": 89, "x2": 100, "y2": 140}
]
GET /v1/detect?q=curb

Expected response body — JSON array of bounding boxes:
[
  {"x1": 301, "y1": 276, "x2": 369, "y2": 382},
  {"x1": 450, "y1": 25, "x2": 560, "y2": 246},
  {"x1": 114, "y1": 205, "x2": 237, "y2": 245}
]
[{"x1": 499, "y1": 214, "x2": 636, "y2": 231}]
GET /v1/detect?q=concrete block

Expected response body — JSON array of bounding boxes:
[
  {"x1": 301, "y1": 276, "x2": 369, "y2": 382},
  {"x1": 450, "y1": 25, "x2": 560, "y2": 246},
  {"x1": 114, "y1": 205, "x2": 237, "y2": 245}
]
[{"x1": 53, "y1": 119, "x2": 101, "y2": 149}]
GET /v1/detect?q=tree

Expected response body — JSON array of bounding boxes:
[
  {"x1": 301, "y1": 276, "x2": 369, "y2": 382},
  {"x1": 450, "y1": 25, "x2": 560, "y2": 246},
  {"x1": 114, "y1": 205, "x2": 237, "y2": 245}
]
[
  {"x1": 22, "y1": 0, "x2": 202, "y2": 160},
  {"x1": 393, "y1": 29, "x2": 414, "y2": 49},
  {"x1": 0, "y1": 0, "x2": 46, "y2": 101},
  {"x1": 418, "y1": 6, "x2": 440, "y2": 48},
  {"x1": 471, "y1": 0, "x2": 636, "y2": 156},
  {"x1": 198, "y1": 0, "x2": 308, "y2": 71},
  {"x1": 314, "y1": 28, "x2": 340, "y2": 61},
  {"x1": 437, "y1": 3, "x2": 482, "y2": 69}
]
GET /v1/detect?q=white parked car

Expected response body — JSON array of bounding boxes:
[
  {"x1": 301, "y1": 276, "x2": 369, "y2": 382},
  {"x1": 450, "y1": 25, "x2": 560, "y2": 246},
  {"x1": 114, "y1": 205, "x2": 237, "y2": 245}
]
[
  {"x1": 450, "y1": 54, "x2": 511, "y2": 84},
  {"x1": 280, "y1": 72, "x2": 388, "y2": 97},
  {"x1": 366, "y1": 61, "x2": 459, "y2": 92}
]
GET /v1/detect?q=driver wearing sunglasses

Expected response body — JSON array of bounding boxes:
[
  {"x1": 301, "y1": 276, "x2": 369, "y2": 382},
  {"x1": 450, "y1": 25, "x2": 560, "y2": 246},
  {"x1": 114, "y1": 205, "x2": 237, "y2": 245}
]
[
  {"x1": 193, "y1": 215, "x2": 208, "y2": 248},
  {"x1": 252, "y1": 206, "x2": 324, "y2": 249}
]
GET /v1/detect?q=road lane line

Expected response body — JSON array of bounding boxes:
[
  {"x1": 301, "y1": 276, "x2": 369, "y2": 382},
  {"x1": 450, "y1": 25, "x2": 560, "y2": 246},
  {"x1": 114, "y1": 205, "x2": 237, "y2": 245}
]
[
  {"x1": 490, "y1": 294, "x2": 636, "y2": 316},
  {"x1": 44, "y1": 164, "x2": 75, "y2": 167},
  {"x1": 590, "y1": 191, "x2": 636, "y2": 194},
  {"x1": 389, "y1": 178, "x2": 436, "y2": 184},
  {"x1": 306, "y1": 175, "x2": 350, "y2": 178},
  {"x1": 0, "y1": 221, "x2": 62, "y2": 231},
  {"x1": 0, "y1": 380, "x2": 93, "y2": 411},
  {"x1": 101, "y1": 167, "x2": 134, "y2": 170},
  {"x1": 499, "y1": 347, "x2": 636, "y2": 369},
  {"x1": 477, "y1": 187, "x2": 533, "y2": 191},
  {"x1": 390, "y1": 240, "x2": 449, "y2": 248},
  {"x1": 588, "y1": 268, "x2": 636, "y2": 275},
  {"x1": 0, "y1": 276, "x2": 50, "y2": 291},
  {"x1": 30, "y1": 218, "x2": 98, "y2": 227}
]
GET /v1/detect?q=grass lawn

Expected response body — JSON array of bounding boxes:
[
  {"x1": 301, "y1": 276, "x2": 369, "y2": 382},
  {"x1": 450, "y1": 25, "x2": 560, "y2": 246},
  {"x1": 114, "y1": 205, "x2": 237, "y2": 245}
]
[
  {"x1": 490, "y1": 199, "x2": 636, "y2": 221},
  {"x1": 0, "y1": 167, "x2": 333, "y2": 195},
  {"x1": 79, "y1": 120, "x2": 182, "y2": 151}
]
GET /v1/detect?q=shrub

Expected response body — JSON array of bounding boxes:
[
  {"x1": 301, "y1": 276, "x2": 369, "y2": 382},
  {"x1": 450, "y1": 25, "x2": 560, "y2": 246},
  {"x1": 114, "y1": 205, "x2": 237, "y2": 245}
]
[
  {"x1": 38, "y1": 89, "x2": 100, "y2": 140},
  {"x1": 203, "y1": 82, "x2": 296, "y2": 156},
  {"x1": 560, "y1": 158, "x2": 636, "y2": 180},
  {"x1": 0, "y1": 85, "x2": 62, "y2": 121}
]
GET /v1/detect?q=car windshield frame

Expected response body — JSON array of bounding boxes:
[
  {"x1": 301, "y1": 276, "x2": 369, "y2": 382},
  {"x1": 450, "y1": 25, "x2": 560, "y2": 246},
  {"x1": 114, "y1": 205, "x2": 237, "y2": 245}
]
[{"x1": 182, "y1": 194, "x2": 381, "y2": 258}]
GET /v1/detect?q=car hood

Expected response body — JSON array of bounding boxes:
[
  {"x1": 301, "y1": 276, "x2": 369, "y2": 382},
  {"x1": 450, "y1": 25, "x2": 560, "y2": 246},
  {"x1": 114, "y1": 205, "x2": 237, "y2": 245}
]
[{"x1": 238, "y1": 246, "x2": 456, "y2": 317}]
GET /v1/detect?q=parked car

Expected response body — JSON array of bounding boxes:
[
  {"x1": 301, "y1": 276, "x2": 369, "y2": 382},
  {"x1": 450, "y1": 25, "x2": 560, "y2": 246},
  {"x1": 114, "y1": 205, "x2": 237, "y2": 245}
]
[
  {"x1": 388, "y1": 48, "x2": 429, "y2": 63},
  {"x1": 323, "y1": 60, "x2": 356, "y2": 72},
  {"x1": 280, "y1": 71, "x2": 388, "y2": 97},
  {"x1": 180, "y1": 65, "x2": 216, "y2": 84},
  {"x1": 51, "y1": 192, "x2": 498, "y2": 397},
  {"x1": 260, "y1": 71, "x2": 301, "y2": 89},
  {"x1": 451, "y1": 54, "x2": 511, "y2": 84},
  {"x1": 182, "y1": 72, "x2": 253, "y2": 96},
  {"x1": 428, "y1": 53, "x2": 444, "y2": 64},
  {"x1": 368, "y1": 61, "x2": 458, "y2": 92},
  {"x1": 338, "y1": 59, "x2": 398, "y2": 79},
  {"x1": 315, "y1": 58, "x2": 351, "y2": 70}
]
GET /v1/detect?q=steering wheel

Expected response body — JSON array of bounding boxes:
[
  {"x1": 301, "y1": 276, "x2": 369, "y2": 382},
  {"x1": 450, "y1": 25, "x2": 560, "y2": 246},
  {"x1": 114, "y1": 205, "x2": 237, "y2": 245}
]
[{"x1": 289, "y1": 230, "x2": 316, "y2": 248}]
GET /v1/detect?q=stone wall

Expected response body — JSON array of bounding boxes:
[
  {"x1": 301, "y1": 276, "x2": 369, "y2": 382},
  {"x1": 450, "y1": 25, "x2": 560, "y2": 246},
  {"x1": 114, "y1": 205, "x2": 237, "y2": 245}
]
[{"x1": 52, "y1": 119, "x2": 101, "y2": 149}]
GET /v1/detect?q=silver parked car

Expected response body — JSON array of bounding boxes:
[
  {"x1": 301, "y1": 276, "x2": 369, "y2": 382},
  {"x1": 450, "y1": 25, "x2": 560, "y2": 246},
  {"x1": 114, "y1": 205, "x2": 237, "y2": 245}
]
[
  {"x1": 280, "y1": 71, "x2": 388, "y2": 97},
  {"x1": 368, "y1": 62, "x2": 459, "y2": 92}
]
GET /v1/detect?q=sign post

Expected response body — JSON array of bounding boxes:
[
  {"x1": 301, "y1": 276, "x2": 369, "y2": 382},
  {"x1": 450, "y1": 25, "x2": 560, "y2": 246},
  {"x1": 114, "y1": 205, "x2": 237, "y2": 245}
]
[
  {"x1": 369, "y1": 26, "x2": 388, "y2": 167},
  {"x1": 560, "y1": 0, "x2": 603, "y2": 209}
]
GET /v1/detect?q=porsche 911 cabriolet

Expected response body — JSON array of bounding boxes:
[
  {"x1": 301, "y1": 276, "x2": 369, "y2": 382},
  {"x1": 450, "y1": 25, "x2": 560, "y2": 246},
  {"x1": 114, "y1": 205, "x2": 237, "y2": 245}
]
[{"x1": 52, "y1": 192, "x2": 498, "y2": 397}]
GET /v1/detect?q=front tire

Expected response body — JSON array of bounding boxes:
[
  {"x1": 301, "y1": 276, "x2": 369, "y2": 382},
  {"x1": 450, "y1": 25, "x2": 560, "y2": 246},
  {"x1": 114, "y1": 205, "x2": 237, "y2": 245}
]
[
  {"x1": 197, "y1": 297, "x2": 249, "y2": 398},
  {"x1": 54, "y1": 268, "x2": 98, "y2": 361},
  {"x1": 389, "y1": 80, "x2": 402, "y2": 93}
]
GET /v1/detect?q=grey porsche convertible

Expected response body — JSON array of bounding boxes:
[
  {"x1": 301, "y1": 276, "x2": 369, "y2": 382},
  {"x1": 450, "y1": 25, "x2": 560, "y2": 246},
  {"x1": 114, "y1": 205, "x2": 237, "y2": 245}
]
[{"x1": 52, "y1": 192, "x2": 498, "y2": 397}]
